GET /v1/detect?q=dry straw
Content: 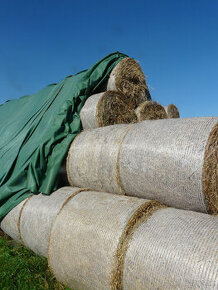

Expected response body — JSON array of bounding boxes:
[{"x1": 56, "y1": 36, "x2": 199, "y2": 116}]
[
  {"x1": 123, "y1": 207, "x2": 218, "y2": 289},
  {"x1": 135, "y1": 101, "x2": 167, "y2": 121},
  {"x1": 19, "y1": 187, "x2": 87, "y2": 257},
  {"x1": 80, "y1": 91, "x2": 136, "y2": 130},
  {"x1": 107, "y1": 57, "x2": 151, "y2": 108},
  {"x1": 67, "y1": 117, "x2": 218, "y2": 214},
  {"x1": 48, "y1": 190, "x2": 163, "y2": 290},
  {"x1": 0, "y1": 197, "x2": 31, "y2": 242},
  {"x1": 164, "y1": 104, "x2": 180, "y2": 118}
]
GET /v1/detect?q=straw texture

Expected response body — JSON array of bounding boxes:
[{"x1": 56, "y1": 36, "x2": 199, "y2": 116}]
[
  {"x1": 67, "y1": 117, "x2": 218, "y2": 213},
  {"x1": 19, "y1": 187, "x2": 85, "y2": 257},
  {"x1": 80, "y1": 91, "x2": 136, "y2": 130},
  {"x1": 48, "y1": 190, "x2": 161, "y2": 290},
  {"x1": 164, "y1": 104, "x2": 180, "y2": 118},
  {"x1": 107, "y1": 57, "x2": 151, "y2": 108},
  {"x1": 123, "y1": 207, "x2": 218, "y2": 289},
  {"x1": 67, "y1": 124, "x2": 130, "y2": 194},
  {"x1": 0, "y1": 198, "x2": 29, "y2": 242},
  {"x1": 135, "y1": 101, "x2": 167, "y2": 121}
]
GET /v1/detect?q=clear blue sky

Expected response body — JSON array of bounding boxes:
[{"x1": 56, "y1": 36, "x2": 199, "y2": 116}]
[{"x1": 0, "y1": 0, "x2": 217, "y2": 117}]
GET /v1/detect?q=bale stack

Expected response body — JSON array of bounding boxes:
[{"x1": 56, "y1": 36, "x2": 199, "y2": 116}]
[
  {"x1": 67, "y1": 117, "x2": 218, "y2": 214},
  {"x1": 47, "y1": 189, "x2": 218, "y2": 290},
  {"x1": 80, "y1": 56, "x2": 174, "y2": 129}
]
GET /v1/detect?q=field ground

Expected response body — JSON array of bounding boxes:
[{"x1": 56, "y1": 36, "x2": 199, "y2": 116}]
[{"x1": 0, "y1": 230, "x2": 70, "y2": 290}]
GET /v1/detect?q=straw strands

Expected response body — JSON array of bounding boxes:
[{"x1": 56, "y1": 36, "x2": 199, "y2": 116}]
[
  {"x1": 67, "y1": 117, "x2": 218, "y2": 214},
  {"x1": 80, "y1": 91, "x2": 136, "y2": 130},
  {"x1": 135, "y1": 101, "x2": 167, "y2": 121},
  {"x1": 164, "y1": 104, "x2": 180, "y2": 118},
  {"x1": 107, "y1": 57, "x2": 151, "y2": 108}
]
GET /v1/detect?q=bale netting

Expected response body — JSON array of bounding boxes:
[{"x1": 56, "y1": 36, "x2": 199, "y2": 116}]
[
  {"x1": 67, "y1": 117, "x2": 218, "y2": 214},
  {"x1": 135, "y1": 101, "x2": 167, "y2": 121},
  {"x1": 80, "y1": 91, "x2": 137, "y2": 130},
  {"x1": 123, "y1": 207, "x2": 218, "y2": 289},
  {"x1": 164, "y1": 104, "x2": 180, "y2": 118},
  {"x1": 107, "y1": 57, "x2": 151, "y2": 108},
  {"x1": 48, "y1": 190, "x2": 164, "y2": 290},
  {"x1": 19, "y1": 187, "x2": 87, "y2": 257},
  {"x1": 67, "y1": 123, "x2": 131, "y2": 194},
  {"x1": 0, "y1": 197, "x2": 31, "y2": 242}
]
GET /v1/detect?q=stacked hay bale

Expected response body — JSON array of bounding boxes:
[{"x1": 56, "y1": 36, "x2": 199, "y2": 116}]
[
  {"x1": 164, "y1": 104, "x2": 180, "y2": 118},
  {"x1": 0, "y1": 198, "x2": 31, "y2": 242},
  {"x1": 19, "y1": 187, "x2": 88, "y2": 257},
  {"x1": 80, "y1": 91, "x2": 137, "y2": 130},
  {"x1": 135, "y1": 101, "x2": 167, "y2": 121},
  {"x1": 67, "y1": 117, "x2": 218, "y2": 214}
]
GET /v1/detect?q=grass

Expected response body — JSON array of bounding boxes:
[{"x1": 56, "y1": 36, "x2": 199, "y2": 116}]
[{"x1": 0, "y1": 230, "x2": 70, "y2": 290}]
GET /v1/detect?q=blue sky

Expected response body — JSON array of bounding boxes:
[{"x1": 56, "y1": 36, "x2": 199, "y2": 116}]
[{"x1": 0, "y1": 0, "x2": 217, "y2": 117}]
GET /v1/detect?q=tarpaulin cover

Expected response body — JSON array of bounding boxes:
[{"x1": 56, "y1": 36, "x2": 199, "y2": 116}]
[{"x1": 0, "y1": 52, "x2": 127, "y2": 220}]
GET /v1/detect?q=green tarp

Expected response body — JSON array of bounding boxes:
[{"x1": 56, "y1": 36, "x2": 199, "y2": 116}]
[{"x1": 0, "y1": 52, "x2": 127, "y2": 221}]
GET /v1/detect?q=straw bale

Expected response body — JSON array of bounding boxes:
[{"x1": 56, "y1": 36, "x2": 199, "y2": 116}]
[
  {"x1": 164, "y1": 104, "x2": 180, "y2": 118},
  {"x1": 80, "y1": 91, "x2": 136, "y2": 130},
  {"x1": 119, "y1": 117, "x2": 218, "y2": 213},
  {"x1": 123, "y1": 207, "x2": 218, "y2": 289},
  {"x1": 0, "y1": 198, "x2": 30, "y2": 242},
  {"x1": 67, "y1": 117, "x2": 218, "y2": 213},
  {"x1": 135, "y1": 101, "x2": 167, "y2": 121},
  {"x1": 48, "y1": 190, "x2": 163, "y2": 290},
  {"x1": 107, "y1": 57, "x2": 151, "y2": 108},
  {"x1": 67, "y1": 124, "x2": 131, "y2": 194},
  {"x1": 19, "y1": 187, "x2": 86, "y2": 257}
]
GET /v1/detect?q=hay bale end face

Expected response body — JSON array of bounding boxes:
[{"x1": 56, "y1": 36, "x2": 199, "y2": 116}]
[
  {"x1": 80, "y1": 91, "x2": 137, "y2": 130},
  {"x1": 123, "y1": 207, "x2": 218, "y2": 289},
  {"x1": 135, "y1": 101, "x2": 167, "y2": 121},
  {"x1": 67, "y1": 117, "x2": 218, "y2": 214},
  {"x1": 19, "y1": 187, "x2": 86, "y2": 257},
  {"x1": 48, "y1": 190, "x2": 163, "y2": 290},
  {"x1": 164, "y1": 104, "x2": 180, "y2": 118},
  {"x1": 107, "y1": 57, "x2": 151, "y2": 108}
]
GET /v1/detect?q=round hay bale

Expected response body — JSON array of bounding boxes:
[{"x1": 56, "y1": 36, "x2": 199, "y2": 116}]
[
  {"x1": 123, "y1": 207, "x2": 218, "y2": 289},
  {"x1": 164, "y1": 104, "x2": 180, "y2": 118},
  {"x1": 67, "y1": 123, "x2": 131, "y2": 194},
  {"x1": 48, "y1": 190, "x2": 163, "y2": 290},
  {"x1": 119, "y1": 117, "x2": 218, "y2": 214},
  {"x1": 0, "y1": 197, "x2": 31, "y2": 242},
  {"x1": 19, "y1": 187, "x2": 87, "y2": 257},
  {"x1": 80, "y1": 91, "x2": 137, "y2": 130},
  {"x1": 107, "y1": 57, "x2": 151, "y2": 108},
  {"x1": 135, "y1": 101, "x2": 167, "y2": 121},
  {"x1": 67, "y1": 117, "x2": 218, "y2": 214}
]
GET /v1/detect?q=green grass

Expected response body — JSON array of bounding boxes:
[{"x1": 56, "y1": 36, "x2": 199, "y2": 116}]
[{"x1": 0, "y1": 230, "x2": 70, "y2": 290}]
